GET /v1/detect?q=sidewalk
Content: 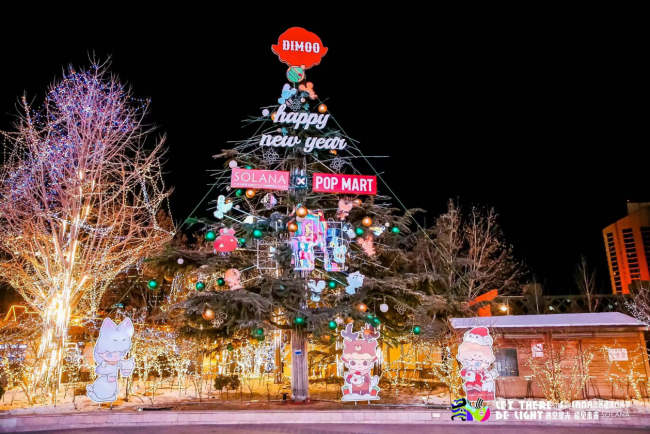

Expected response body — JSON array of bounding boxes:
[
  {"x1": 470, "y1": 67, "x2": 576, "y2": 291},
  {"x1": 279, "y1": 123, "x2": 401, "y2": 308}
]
[{"x1": 1, "y1": 409, "x2": 650, "y2": 432}]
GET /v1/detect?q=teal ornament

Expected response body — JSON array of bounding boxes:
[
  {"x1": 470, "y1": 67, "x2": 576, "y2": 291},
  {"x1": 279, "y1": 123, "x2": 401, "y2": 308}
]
[
  {"x1": 148, "y1": 280, "x2": 158, "y2": 290},
  {"x1": 195, "y1": 282, "x2": 206, "y2": 291},
  {"x1": 391, "y1": 227, "x2": 401, "y2": 234},
  {"x1": 295, "y1": 317, "x2": 305, "y2": 326},
  {"x1": 355, "y1": 227, "x2": 365, "y2": 236},
  {"x1": 328, "y1": 321, "x2": 337, "y2": 330},
  {"x1": 413, "y1": 326, "x2": 421, "y2": 335},
  {"x1": 236, "y1": 189, "x2": 244, "y2": 197},
  {"x1": 328, "y1": 281, "x2": 337, "y2": 289},
  {"x1": 253, "y1": 229, "x2": 263, "y2": 239},
  {"x1": 205, "y1": 231, "x2": 217, "y2": 242},
  {"x1": 287, "y1": 66, "x2": 306, "y2": 83},
  {"x1": 245, "y1": 165, "x2": 253, "y2": 170},
  {"x1": 217, "y1": 278, "x2": 226, "y2": 287},
  {"x1": 238, "y1": 238, "x2": 247, "y2": 245},
  {"x1": 372, "y1": 317, "x2": 381, "y2": 327},
  {"x1": 255, "y1": 328, "x2": 264, "y2": 336}
]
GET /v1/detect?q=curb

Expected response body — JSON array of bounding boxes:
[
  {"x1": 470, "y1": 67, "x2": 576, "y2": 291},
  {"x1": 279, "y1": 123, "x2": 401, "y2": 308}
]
[{"x1": 1, "y1": 410, "x2": 649, "y2": 432}]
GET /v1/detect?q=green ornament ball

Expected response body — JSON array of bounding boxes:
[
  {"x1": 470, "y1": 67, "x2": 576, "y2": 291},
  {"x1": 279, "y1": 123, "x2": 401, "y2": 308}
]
[
  {"x1": 245, "y1": 165, "x2": 253, "y2": 170},
  {"x1": 195, "y1": 282, "x2": 206, "y2": 291},
  {"x1": 217, "y1": 278, "x2": 226, "y2": 287},
  {"x1": 355, "y1": 227, "x2": 365, "y2": 236},
  {"x1": 391, "y1": 226, "x2": 401, "y2": 234},
  {"x1": 253, "y1": 229, "x2": 263, "y2": 239},
  {"x1": 295, "y1": 317, "x2": 305, "y2": 326},
  {"x1": 239, "y1": 237, "x2": 247, "y2": 245},
  {"x1": 236, "y1": 189, "x2": 244, "y2": 197},
  {"x1": 255, "y1": 328, "x2": 264, "y2": 336},
  {"x1": 372, "y1": 317, "x2": 381, "y2": 327},
  {"x1": 148, "y1": 280, "x2": 158, "y2": 290},
  {"x1": 413, "y1": 326, "x2": 422, "y2": 335},
  {"x1": 205, "y1": 231, "x2": 217, "y2": 242},
  {"x1": 287, "y1": 66, "x2": 305, "y2": 83},
  {"x1": 328, "y1": 281, "x2": 337, "y2": 289},
  {"x1": 328, "y1": 321, "x2": 337, "y2": 330},
  {"x1": 227, "y1": 343, "x2": 234, "y2": 351}
]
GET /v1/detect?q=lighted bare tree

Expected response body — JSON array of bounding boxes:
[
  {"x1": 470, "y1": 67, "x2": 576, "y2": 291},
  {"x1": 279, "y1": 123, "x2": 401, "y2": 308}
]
[
  {"x1": 0, "y1": 62, "x2": 173, "y2": 390},
  {"x1": 627, "y1": 281, "x2": 650, "y2": 326},
  {"x1": 411, "y1": 201, "x2": 521, "y2": 304},
  {"x1": 575, "y1": 255, "x2": 597, "y2": 313}
]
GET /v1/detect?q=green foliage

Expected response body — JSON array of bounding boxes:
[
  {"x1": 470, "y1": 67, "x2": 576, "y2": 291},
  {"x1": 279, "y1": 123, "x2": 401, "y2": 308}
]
[{"x1": 213, "y1": 374, "x2": 240, "y2": 391}]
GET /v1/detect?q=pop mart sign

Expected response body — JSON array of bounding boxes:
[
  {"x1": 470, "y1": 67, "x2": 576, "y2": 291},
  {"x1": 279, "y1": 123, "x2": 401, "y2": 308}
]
[{"x1": 313, "y1": 173, "x2": 377, "y2": 195}]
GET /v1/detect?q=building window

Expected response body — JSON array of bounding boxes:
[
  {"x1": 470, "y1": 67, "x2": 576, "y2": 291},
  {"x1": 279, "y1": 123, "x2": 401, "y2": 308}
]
[
  {"x1": 495, "y1": 348, "x2": 519, "y2": 377},
  {"x1": 606, "y1": 232, "x2": 622, "y2": 293},
  {"x1": 622, "y1": 229, "x2": 641, "y2": 280},
  {"x1": 642, "y1": 227, "x2": 650, "y2": 275}
]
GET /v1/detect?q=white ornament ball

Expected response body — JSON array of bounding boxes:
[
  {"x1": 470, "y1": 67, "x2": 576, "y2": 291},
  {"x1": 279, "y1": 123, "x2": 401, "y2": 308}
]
[
  {"x1": 335, "y1": 317, "x2": 344, "y2": 325},
  {"x1": 385, "y1": 222, "x2": 390, "y2": 227},
  {"x1": 226, "y1": 186, "x2": 231, "y2": 191},
  {"x1": 229, "y1": 160, "x2": 238, "y2": 169},
  {"x1": 380, "y1": 303, "x2": 389, "y2": 313},
  {"x1": 301, "y1": 98, "x2": 306, "y2": 103},
  {"x1": 177, "y1": 258, "x2": 184, "y2": 265},
  {"x1": 262, "y1": 109, "x2": 270, "y2": 117}
]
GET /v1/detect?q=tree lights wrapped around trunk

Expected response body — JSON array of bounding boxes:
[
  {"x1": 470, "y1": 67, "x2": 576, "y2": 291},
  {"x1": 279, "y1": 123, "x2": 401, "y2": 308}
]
[{"x1": 0, "y1": 62, "x2": 173, "y2": 396}]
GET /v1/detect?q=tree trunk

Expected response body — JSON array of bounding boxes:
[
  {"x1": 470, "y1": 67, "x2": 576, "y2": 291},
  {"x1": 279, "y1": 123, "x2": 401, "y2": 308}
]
[
  {"x1": 290, "y1": 329, "x2": 309, "y2": 402},
  {"x1": 34, "y1": 291, "x2": 72, "y2": 393},
  {"x1": 274, "y1": 330, "x2": 283, "y2": 384}
]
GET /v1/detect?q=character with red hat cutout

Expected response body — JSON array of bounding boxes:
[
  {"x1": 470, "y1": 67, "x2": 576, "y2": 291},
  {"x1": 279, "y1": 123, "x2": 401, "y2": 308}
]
[{"x1": 457, "y1": 326, "x2": 499, "y2": 401}]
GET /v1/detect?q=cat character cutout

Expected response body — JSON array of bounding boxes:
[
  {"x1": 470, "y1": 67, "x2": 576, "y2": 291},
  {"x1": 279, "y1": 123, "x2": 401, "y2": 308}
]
[{"x1": 86, "y1": 318, "x2": 135, "y2": 403}]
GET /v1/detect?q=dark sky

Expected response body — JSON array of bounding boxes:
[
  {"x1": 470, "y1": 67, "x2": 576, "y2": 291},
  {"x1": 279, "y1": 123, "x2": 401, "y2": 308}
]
[{"x1": 0, "y1": 17, "x2": 645, "y2": 296}]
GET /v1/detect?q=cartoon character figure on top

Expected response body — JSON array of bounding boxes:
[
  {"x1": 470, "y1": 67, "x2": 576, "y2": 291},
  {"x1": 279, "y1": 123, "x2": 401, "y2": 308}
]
[
  {"x1": 86, "y1": 318, "x2": 135, "y2": 404},
  {"x1": 340, "y1": 323, "x2": 381, "y2": 402},
  {"x1": 456, "y1": 326, "x2": 499, "y2": 402}
]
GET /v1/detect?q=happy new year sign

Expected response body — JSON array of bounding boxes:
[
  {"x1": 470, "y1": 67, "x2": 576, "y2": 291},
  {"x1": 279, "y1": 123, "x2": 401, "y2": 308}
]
[
  {"x1": 231, "y1": 169, "x2": 290, "y2": 191},
  {"x1": 312, "y1": 173, "x2": 377, "y2": 195}
]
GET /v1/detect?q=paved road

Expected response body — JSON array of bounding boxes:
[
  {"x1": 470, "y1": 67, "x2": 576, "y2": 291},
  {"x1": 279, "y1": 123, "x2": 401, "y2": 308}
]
[{"x1": 42, "y1": 425, "x2": 650, "y2": 434}]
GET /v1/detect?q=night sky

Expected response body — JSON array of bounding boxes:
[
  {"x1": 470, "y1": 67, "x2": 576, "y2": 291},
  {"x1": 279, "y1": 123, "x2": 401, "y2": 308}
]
[{"x1": 0, "y1": 18, "x2": 645, "y2": 295}]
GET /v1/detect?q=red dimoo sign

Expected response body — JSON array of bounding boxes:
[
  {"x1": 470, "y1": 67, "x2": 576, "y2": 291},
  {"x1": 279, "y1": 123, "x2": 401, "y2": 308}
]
[
  {"x1": 231, "y1": 169, "x2": 290, "y2": 191},
  {"x1": 272, "y1": 27, "x2": 328, "y2": 69},
  {"x1": 312, "y1": 173, "x2": 377, "y2": 195}
]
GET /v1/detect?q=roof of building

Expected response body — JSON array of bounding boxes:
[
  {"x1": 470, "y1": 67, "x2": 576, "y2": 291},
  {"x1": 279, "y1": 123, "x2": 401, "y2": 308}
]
[{"x1": 450, "y1": 312, "x2": 647, "y2": 330}]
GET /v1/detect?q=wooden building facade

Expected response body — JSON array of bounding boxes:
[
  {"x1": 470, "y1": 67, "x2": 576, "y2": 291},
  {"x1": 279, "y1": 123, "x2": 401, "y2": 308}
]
[{"x1": 451, "y1": 312, "x2": 650, "y2": 401}]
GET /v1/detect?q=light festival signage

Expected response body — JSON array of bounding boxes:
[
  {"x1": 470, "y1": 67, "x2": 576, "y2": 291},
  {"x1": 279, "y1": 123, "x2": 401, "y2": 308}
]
[
  {"x1": 231, "y1": 168, "x2": 290, "y2": 191},
  {"x1": 313, "y1": 173, "x2": 377, "y2": 195}
]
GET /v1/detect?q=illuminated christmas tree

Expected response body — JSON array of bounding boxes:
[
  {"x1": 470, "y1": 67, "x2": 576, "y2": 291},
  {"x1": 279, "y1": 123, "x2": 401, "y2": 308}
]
[{"x1": 173, "y1": 28, "x2": 519, "y2": 402}]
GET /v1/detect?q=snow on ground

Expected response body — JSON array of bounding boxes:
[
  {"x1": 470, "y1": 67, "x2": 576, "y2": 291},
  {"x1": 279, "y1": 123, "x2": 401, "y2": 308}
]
[{"x1": 1, "y1": 378, "x2": 648, "y2": 415}]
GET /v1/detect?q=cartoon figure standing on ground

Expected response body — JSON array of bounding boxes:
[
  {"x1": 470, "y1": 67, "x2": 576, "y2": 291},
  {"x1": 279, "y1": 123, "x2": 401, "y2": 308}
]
[
  {"x1": 456, "y1": 326, "x2": 499, "y2": 401},
  {"x1": 86, "y1": 317, "x2": 135, "y2": 404},
  {"x1": 340, "y1": 323, "x2": 381, "y2": 402}
]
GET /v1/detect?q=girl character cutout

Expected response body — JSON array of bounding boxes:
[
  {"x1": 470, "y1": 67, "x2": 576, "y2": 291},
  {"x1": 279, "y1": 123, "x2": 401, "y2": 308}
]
[{"x1": 340, "y1": 323, "x2": 381, "y2": 402}]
